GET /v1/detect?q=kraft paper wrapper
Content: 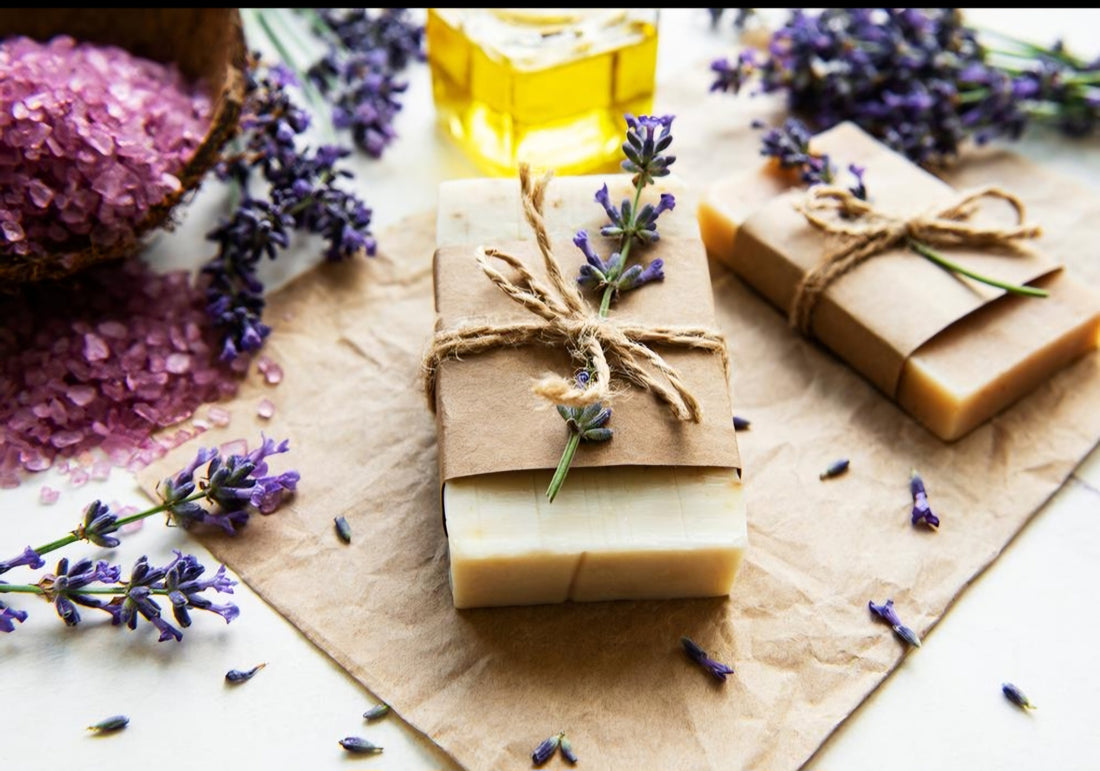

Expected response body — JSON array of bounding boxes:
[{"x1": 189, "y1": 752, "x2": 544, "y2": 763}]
[
  {"x1": 733, "y1": 121, "x2": 1063, "y2": 399},
  {"x1": 432, "y1": 175, "x2": 739, "y2": 484},
  {"x1": 140, "y1": 97, "x2": 1100, "y2": 770}
]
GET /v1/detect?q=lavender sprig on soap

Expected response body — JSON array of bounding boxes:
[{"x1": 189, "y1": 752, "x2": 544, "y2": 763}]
[{"x1": 545, "y1": 114, "x2": 677, "y2": 502}]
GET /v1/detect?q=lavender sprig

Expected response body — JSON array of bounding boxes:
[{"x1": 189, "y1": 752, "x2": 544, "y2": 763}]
[
  {"x1": 0, "y1": 435, "x2": 297, "y2": 584},
  {"x1": 0, "y1": 552, "x2": 238, "y2": 642},
  {"x1": 206, "y1": 55, "x2": 377, "y2": 362},
  {"x1": 869, "y1": 598, "x2": 922, "y2": 648},
  {"x1": 545, "y1": 114, "x2": 677, "y2": 502},
  {"x1": 681, "y1": 636, "x2": 736, "y2": 682},
  {"x1": 711, "y1": 9, "x2": 1100, "y2": 166}
]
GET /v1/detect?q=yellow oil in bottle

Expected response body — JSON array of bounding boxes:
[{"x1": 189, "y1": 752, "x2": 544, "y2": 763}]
[{"x1": 426, "y1": 9, "x2": 659, "y2": 177}]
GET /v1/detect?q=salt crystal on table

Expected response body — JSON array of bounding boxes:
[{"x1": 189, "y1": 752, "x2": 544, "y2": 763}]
[
  {"x1": 207, "y1": 406, "x2": 231, "y2": 427},
  {"x1": 257, "y1": 398, "x2": 276, "y2": 419},
  {"x1": 263, "y1": 362, "x2": 283, "y2": 385},
  {"x1": 91, "y1": 459, "x2": 112, "y2": 481},
  {"x1": 69, "y1": 468, "x2": 89, "y2": 487},
  {"x1": 39, "y1": 486, "x2": 60, "y2": 505}
]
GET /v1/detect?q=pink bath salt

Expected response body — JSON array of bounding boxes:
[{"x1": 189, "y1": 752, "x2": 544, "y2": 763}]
[
  {"x1": 39, "y1": 485, "x2": 61, "y2": 505},
  {"x1": 257, "y1": 356, "x2": 284, "y2": 385},
  {"x1": 165, "y1": 352, "x2": 191, "y2": 374},
  {"x1": 0, "y1": 35, "x2": 213, "y2": 257},
  {"x1": 69, "y1": 468, "x2": 89, "y2": 487},
  {"x1": 207, "y1": 406, "x2": 231, "y2": 427},
  {"x1": 220, "y1": 438, "x2": 248, "y2": 457},
  {"x1": 257, "y1": 398, "x2": 276, "y2": 419},
  {"x1": 91, "y1": 459, "x2": 112, "y2": 481}
]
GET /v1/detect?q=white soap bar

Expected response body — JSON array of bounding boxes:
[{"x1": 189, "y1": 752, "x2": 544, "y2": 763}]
[
  {"x1": 436, "y1": 174, "x2": 748, "y2": 609},
  {"x1": 445, "y1": 467, "x2": 746, "y2": 609}
]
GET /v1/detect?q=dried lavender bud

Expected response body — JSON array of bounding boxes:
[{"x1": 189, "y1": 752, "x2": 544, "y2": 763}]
[
  {"x1": 226, "y1": 663, "x2": 267, "y2": 683},
  {"x1": 868, "y1": 599, "x2": 922, "y2": 648},
  {"x1": 909, "y1": 471, "x2": 941, "y2": 529},
  {"x1": 819, "y1": 458, "x2": 850, "y2": 480},
  {"x1": 363, "y1": 703, "x2": 390, "y2": 721},
  {"x1": 681, "y1": 636, "x2": 735, "y2": 682},
  {"x1": 1002, "y1": 682, "x2": 1036, "y2": 710},
  {"x1": 559, "y1": 733, "x2": 578, "y2": 764},
  {"x1": 531, "y1": 733, "x2": 561, "y2": 766},
  {"x1": 732, "y1": 416, "x2": 751, "y2": 431},
  {"x1": 339, "y1": 736, "x2": 383, "y2": 754},
  {"x1": 334, "y1": 515, "x2": 352, "y2": 544},
  {"x1": 87, "y1": 714, "x2": 129, "y2": 733}
]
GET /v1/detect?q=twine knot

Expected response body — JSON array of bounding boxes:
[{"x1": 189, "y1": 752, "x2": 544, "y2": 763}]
[
  {"x1": 789, "y1": 184, "x2": 1043, "y2": 334},
  {"x1": 424, "y1": 165, "x2": 729, "y2": 422}
]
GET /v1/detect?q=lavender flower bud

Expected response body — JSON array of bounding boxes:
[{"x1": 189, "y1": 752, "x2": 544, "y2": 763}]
[
  {"x1": 909, "y1": 471, "x2": 940, "y2": 529},
  {"x1": 1002, "y1": 682, "x2": 1036, "y2": 710},
  {"x1": 0, "y1": 545, "x2": 44, "y2": 575},
  {"x1": 681, "y1": 636, "x2": 736, "y2": 682},
  {"x1": 0, "y1": 601, "x2": 28, "y2": 633},
  {"x1": 869, "y1": 599, "x2": 922, "y2": 648},
  {"x1": 559, "y1": 733, "x2": 578, "y2": 764},
  {"x1": 339, "y1": 736, "x2": 383, "y2": 754},
  {"x1": 531, "y1": 733, "x2": 561, "y2": 766},
  {"x1": 363, "y1": 704, "x2": 390, "y2": 721},
  {"x1": 87, "y1": 715, "x2": 129, "y2": 733},
  {"x1": 226, "y1": 663, "x2": 267, "y2": 683}
]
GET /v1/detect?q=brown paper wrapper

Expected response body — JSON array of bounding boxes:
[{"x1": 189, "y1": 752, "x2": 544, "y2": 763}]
[
  {"x1": 138, "y1": 88, "x2": 1100, "y2": 770},
  {"x1": 432, "y1": 174, "x2": 739, "y2": 484},
  {"x1": 733, "y1": 121, "x2": 1065, "y2": 398}
]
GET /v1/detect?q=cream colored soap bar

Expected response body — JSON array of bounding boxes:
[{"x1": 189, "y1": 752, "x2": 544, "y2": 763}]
[
  {"x1": 436, "y1": 174, "x2": 747, "y2": 609},
  {"x1": 698, "y1": 169, "x2": 1100, "y2": 441},
  {"x1": 445, "y1": 467, "x2": 746, "y2": 609}
]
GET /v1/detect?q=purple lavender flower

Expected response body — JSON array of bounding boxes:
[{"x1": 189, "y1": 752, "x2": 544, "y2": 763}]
[
  {"x1": 710, "y1": 49, "x2": 757, "y2": 94},
  {"x1": 1002, "y1": 682, "x2": 1037, "y2": 710},
  {"x1": 162, "y1": 550, "x2": 239, "y2": 629},
  {"x1": 39, "y1": 557, "x2": 123, "y2": 627},
  {"x1": 621, "y1": 113, "x2": 676, "y2": 187},
  {"x1": 0, "y1": 545, "x2": 44, "y2": 575},
  {"x1": 75, "y1": 500, "x2": 121, "y2": 549},
  {"x1": 756, "y1": 119, "x2": 869, "y2": 199},
  {"x1": 0, "y1": 599, "x2": 28, "y2": 633},
  {"x1": 531, "y1": 733, "x2": 561, "y2": 766},
  {"x1": 617, "y1": 259, "x2": 665, "y2": 292},
  {"x1": 710, "y1": 9, "x2": 1100, "y2": 164},
  {"x1": 681, "y1": 636, "x2": 735, "y2": 682},
  {"x1": 556, "y1": 402, "x2": 613, "y2": 443},
  {"x1": 909, "y1": 471, "x2": 940, "y2": 529},
  {"x1": 869, "y1": 598, "x2": 922, "y2": 648}
]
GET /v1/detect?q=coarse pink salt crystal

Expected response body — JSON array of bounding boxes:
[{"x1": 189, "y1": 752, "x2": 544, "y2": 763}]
[
  {"x1": 208, "y1": 406, "x2": 231, "y2": 427},
  {"x1": 65, "y1": 384, "x2": 97, "y2": 407},
  {"x1": 70, "y1": 468, "x2": 89, "y2": 487},
  {"x1": 220, "y1": 438, "x2": 248, "y2": 457},
  {"x1": 263, "y1": 362, "x2": 283, "y2": 385},
  {"x1": 40, "y1": 485, "x2": 61, "y2": 505},
  {"x1": 91, "y1": 459, "x2": 112, "y2": 481},
  {"x1": 257, "y1": 398, "x2": 276, "y2": 419},
  {"x1": 165, "y1": 352, "x2": 191, "y2": 374},
  {"x1": 51, "y1": 430, "x2": 84, "y2": 448},
  {"x1": 83, "y1": 332, "x2": 109, "y2": 361}
]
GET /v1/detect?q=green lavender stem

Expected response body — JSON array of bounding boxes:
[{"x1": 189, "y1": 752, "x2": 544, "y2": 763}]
[
  {"x1": 546, "y1": 180, "x2": 647, "y2": 502},
  {"x1": 30, "y1": 490, "x2": 209, "y2": 560},
  {"x1": 908, "y1": 239, "x2": 1049, "y2": 297},
  {"x1": 0, "y1": 583, "x2": 176, "y2": 597}
]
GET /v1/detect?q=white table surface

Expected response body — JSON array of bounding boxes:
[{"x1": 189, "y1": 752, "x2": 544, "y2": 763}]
[{"x1": 4, "y1": 9, "x2": 1100, "y2": 770}]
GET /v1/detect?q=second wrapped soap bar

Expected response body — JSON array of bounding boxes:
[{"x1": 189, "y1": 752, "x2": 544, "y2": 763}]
[
  {"x1": 698, "y1": 122, "x2": 1100, "y2": 441},
  {"x1": 428, "y1": 173, "x2": 747, "y2": 609}
]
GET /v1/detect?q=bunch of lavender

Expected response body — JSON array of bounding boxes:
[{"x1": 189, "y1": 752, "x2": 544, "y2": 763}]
[
  {"x1": 0, "y1": 434, "x2": 297, "y2": 638},
  {"x1": 546, "y1": 114, "x2": 676, "y2": 502},
  {"x1": 0, "y1": 552, "x2": 237, "y2": 642},
  {"x1": 205, "y1": 55, "x2": 377, "y2": 361},
  {"x1": 302, "y1": 8, "x2": 425, "y2": 158},
  {"x1": 710, "y1": 9, "x2": 1100, "y2": 166}
]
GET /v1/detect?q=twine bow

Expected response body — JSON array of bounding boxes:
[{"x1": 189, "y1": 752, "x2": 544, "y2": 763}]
[
  {"x1": 789, "y1": 184, "x2": 1043, "y2": 334},
  {"x1": 423, "y1": 165, "x2": 729, "y2": 422}
]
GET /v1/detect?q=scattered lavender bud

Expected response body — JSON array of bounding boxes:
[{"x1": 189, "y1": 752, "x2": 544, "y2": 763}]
[
  {"x1": 1002, "y1": 682, "x2": 1037, "y2": 710},
  {"x1": 339, "y1": 736, "x2": 383, "y2": 754},
  {"x1": 531, "y1": 733, "x2": 561, "y2": 766},
  {"x1": 681, "y1": 636, "x2": 735, "y2": 682},
  {"x1": 226, "y1": 663, "x2": 267, "y2": 683},
  {"x1": 819, "y1": 458, "x2": 850, "y2": 480},
  {"x1": 334, "y1": 515, "x2": 352, "y2": 544},
  {"x1": 363, "y1": 704, "x2": 390, "y2": 721},
  {"x1": 909, "y1": 471, "x2": 941, "y2": 529},
  {"x1": 868, "y1": 599, "x2": 922, "y2": 648},
  {"x1": 559, "y1": 733, "x2": 578, "y2": 764},
  {"x1": 87, "y1": 715, "x2": 129, "y2": 733},
  {"x1": 732, "y1": 416, "x2": 751, "y2": 431}
]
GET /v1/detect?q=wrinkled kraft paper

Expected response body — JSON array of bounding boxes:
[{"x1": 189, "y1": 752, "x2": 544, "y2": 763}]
[
  {"x1": 734, "y1": 120, "x2": 1066, "y2": 399},
  {"x1": 142, "y1": 105, "x2": 1100, "y2": 770},
  {"x1": 432, "y1": 173, "x2": 739, "y2": 485}
]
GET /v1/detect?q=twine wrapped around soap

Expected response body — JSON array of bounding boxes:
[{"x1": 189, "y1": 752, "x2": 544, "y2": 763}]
[
  {"x1": 789, "y1": 185, "x2": 1043, "y2": 334},
  {"x1": 423, "y1": 165, "x2": 729, "y2": 422}
]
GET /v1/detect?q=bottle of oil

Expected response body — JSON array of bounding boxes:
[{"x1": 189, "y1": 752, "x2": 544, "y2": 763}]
[{"x1": 426, "y1": 9, "x2": 659, "y2": 177}]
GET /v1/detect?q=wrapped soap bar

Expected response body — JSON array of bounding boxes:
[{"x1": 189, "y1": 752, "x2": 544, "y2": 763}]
[
  {"x1": 698, "y1": 122, "x2": 1100, "y2": 441},
  {"x1": 428, "y1": 173, "x2": 747, "y2": 609}
]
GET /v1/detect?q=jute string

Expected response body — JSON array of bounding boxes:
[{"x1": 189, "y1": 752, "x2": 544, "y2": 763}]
[
  {"x1": 789, "y1": 185, "x2": 1043, "y2": 334},
  {"x1": 423, "y1": 165, "x2": 729, "y2": 422}
]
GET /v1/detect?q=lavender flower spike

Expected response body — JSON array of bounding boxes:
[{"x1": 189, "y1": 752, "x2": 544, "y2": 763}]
[
  {"x1": 909, "y1": 471, "x2": 940, "y2": 529},
  {"x1": 681, "y1": 636, "x2": 735, "y2": 682},
  {"x1": 0, "y1": 545, "x2": 45, "y2": 575},
  {"x1": 869, "y1": 599, "x2": 922, "y2": 648}
]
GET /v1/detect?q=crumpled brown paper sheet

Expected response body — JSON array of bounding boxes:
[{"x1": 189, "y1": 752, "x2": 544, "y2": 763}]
[{"x1": 141, "y1": 88, "x2": 1100, "y2": 771}]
